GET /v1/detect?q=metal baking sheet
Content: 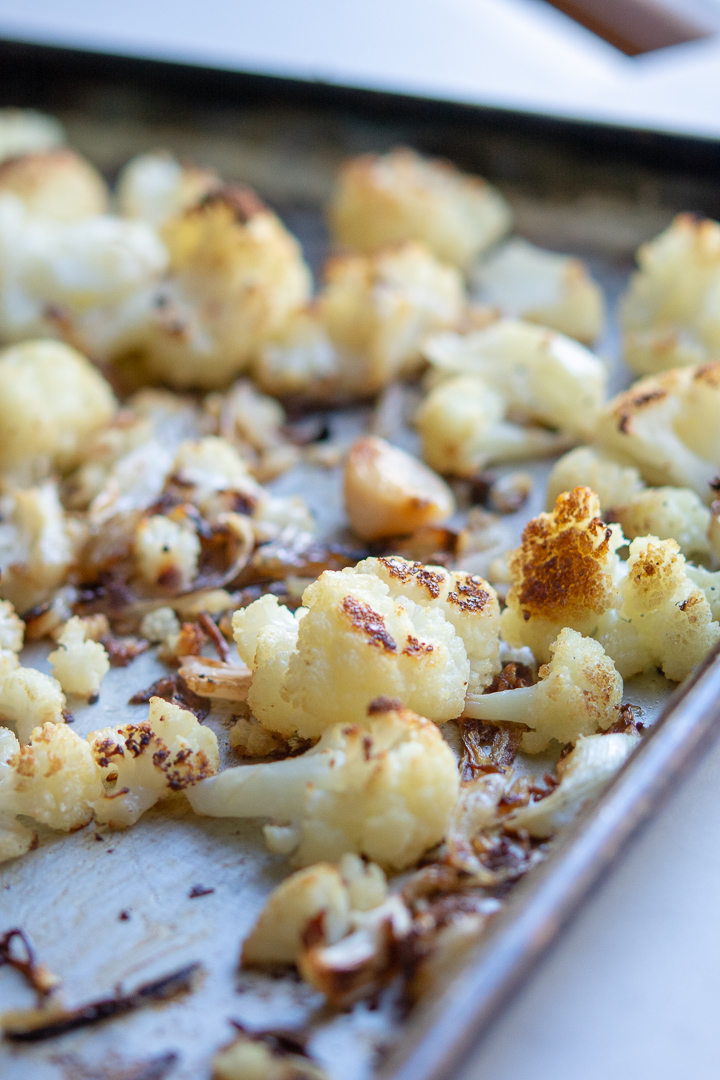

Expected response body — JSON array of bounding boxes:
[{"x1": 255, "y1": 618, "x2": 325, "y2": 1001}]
[{"x1": 2, "y1": 45, "x2": 720, "y2": 1080}]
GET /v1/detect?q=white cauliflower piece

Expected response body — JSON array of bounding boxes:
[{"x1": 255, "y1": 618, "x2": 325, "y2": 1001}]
[
  {"x1": 502, "y1": 487, "x2": 720, "y2": 680},
  {"x1": 3, "y1": 721, "x2": 102, "y2": 831},
  {"x1": 417, "y1": 372, "x2": 572, "y2": 475},
  {"x1": 473, "y1": 238, "x2": 604, "y2": 343},
  {"x1": 143, "y1": 185, "x2": 311, "y2": 389},
  {"x1": 233, "y1": 557, "x2": 499, "y2": 738},
  {"x1": 242, "y1": 854, "x2": 387, "y2": 965},
  {"x1": 423, "y1": 319, "x2": 607, "y2": 441},
  {"x1": 0, "y1": 109, "x2": 64, "y2": 162},
  {"x1": 329, "y1": 146, "x2": 512, "y2": 270},
  {"x1": 620, "y1": 214, "x2": 720, "y2": 376},
  {"x1": 0, "y1": 194, "x2": 168, "y2": 352},
  {"x1": 0, "y1": 725, "x2": 35, "y2": 864},
  {"x1": 140, "y1": 605, "x2": 181, "y2": 644},
  {"x1": 89, "y1": 696, "x2": 219, "y2": 828},
  {"x1": 343, "y1": 435, "x2": 455, "y2": 541},
  {"x1": 134, "y1": 514, "x2": 201, "y2": 592},
  {"x1": 169, "y1": 436, "x2": 265, "y2": 520},
  {"x1": 48, "y1": 616, "x2": 110, "y2": 700},
  {"x1": 509, "y1": 732, "x2": 639, "y2": 837},
  {"x1": 465, "y1": 628, "x2": 622, "y2": 752},
  {"x1": 0, "y1": 481, "x2": 74, "y2": 611},
  {"x1": 188, "y1": 701, "x2": 460, "y2": 870},
  {"x1": 596, "y1": 362, "x2": 720, "y2": 501},
  {"x1": 0, "y1": 653, "x2": 66, "y2": 744},
  {"x1": 0, "y1": 600, "x2": 24, "y2": 652},
  {"x1": 117, "y1": 151, "x2": 219, "y2": 227},
  {"x1": 0, "y1": 148, "x2": 108, "y2": 221},
  {"x1": 547, "y1": 446, "x2": 645, "y2": 511},
  {"x1": 254, "y1": 242, "x2": 464, "y2": 398},
  {"x1": 0, "y1": 339, "x2": 116, "y2": 481}
]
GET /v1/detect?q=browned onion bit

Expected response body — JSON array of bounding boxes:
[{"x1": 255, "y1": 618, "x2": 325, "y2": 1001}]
[
  {"x1": 458, "y1": 719, "x2": 525, "y2": 780},
  {"x1": 128, "y1": 674, "x2": 210, "y2": 721},
  {"x1": 197, "y1": 611, "x2": 231, "y2": 661},
  {"x1": 101, "y1": 633, "x2": 150, "y2": 667},
  {"x1": 0, "y1": 928, "x2": 60, "y2": 1000}
]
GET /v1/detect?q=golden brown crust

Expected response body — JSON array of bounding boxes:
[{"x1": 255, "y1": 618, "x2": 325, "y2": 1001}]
[
  {"x1": 377, "y1": 557, "x2": 446, "y2": 599},
  {"x1": 341, "y1": 596, "x2": 397, "y2": 652}
]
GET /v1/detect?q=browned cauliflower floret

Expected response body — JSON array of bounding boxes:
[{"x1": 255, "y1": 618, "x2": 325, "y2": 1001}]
[
  {"x1": 133, "y1": 514, "x2": 201, "y2": 591},
  {"x1": 0, "y1": 651, "x2": 66, "y2": 744},
  {"x1": 188, "y1": 701, "x2": 460, "y2": 870},
  {"x1": 48, "y1": 617, "x2": 110, "y2": 700},
  {"x1": 0, "y1": 149, "x2": 108, "y2": 221},
  {"x1": 508, "y1": 732, "x2": 639, "y2": 837},
  {"x1": 233, "y1": 557, "x2": 499, "y2": 738},
  {"x1": 0, "y1": 600, "x2": 24, "y2": 653},
  {"x1": 502, "y1": 487, "x2": 720, "y2": 680},
  {"x1": 117, "y1": 151, "x2": 220, "y2": 227},
  {"x1": 0, "y1": 481, "x2": 75, "y2": 611},
  {"x1": 242, "y1": 853, "x2": 387, "y2": 966},
  {"x1": 254, "y1": 243, "x2": 464, "y2": 398},
  {"x1": 343, "y1": 435, "x2": 455, "y2": 541},
  {"x1": 0, "y1": 726, "x2": 34, "y2": 863},
  {"x1": 329, "y1": 147, "x2": 512, "y2": 270},
  {"x1": 0, "y1": 109, "x2": 64, "y2": 162},
  {"x1": 596, "y1": 362, "x2": 720, "y2": 501},
  {"x1": 143, "y1": 185, "x2": 312, "y2": 389},
  {"x1": 473, "y1": 238, "x2": 604, "y2": 343},
  {"x1": 88, "y1": 696, "x2": 220, "y2": 828},
  {"x1": 0, "y1": 340, "x2": 116, "y2": 482},
  {"x1": 620, "y1": 215, "x2": 720, "y2": 376},
  {"x1": 466, "y1": 628, "x2": 622, "y2": 752}
]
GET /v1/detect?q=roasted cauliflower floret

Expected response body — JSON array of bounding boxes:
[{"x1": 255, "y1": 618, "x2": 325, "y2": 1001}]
[
  {"x1": 620, "y1": 214, "x2": 720, "y2": 376},
  {"x1": 0, "y1": 601, "x2": 24, "y2": 653},
  {"x1": 508, "y1": 732, "x2": 639, "y2": 837},
  {"x1": 254, "y1": 242, "x2": 464, "y2": 398},
  {"x1": 169, "y1": 436, "x2": 265, "y2": 521},
  {"x1": 234, "y1": 558, "x2": 499, "y2": 738},
  {"x1": 329, "y1": 147, "x2": 512, "y2": 270},
  {"x1": 343, "y1": 435, "x2": 455, "y2": 541},
  {"x1": 502, "y1": 487, "x2": 720, "y2": 680},
  {"x1": 3, "y1": 721, "x2": 102, "y2": 831},
  {"x1": 134, "y1": 514, "x2": 201, "y2": 591},
  {"x1": 0, "y1": 148, "x2": 108, "y2": 221},
  {"x1": 242, "y1": 854, "x2": 387, "y2": 966},
  {"x1": 423, "y1": 319, "x2": 606, "y2": 440},
  {"x1": 188, "y1": 701, "x2": 460, "y2": 870},
  {"x1": 89, "y1": 696, "x2": 220, "y2": 828},
  {"x1": 0, "y1": 340, "x2": 116, "y2": 482},
  {"x1": 117, "y1": 151, "x2": 219, "y2": 227},
  {"x1": 0, "y1": 195, "x2": 168, "y2": 351},
  {"x1": 0, "y1": 726, "x2": 34, "y2": 863},
  {"x1": 547, "y1": 447, "x2": 712, "y2": 559},
  {"x1": 48, "y1": 617, "x2": 110, "y2": 700},
  {"x1": 0, "y1": 652, "x2": 66, "y2": 744},
  {"x1": 465, "y1": 628, "x2": 622, "y2": 753},
  {"x1": 596, "y1": 363, "x2": 720, "y2": 501},
  {"x1": 143, "y1": 185, "x2": 311, "y2": 389},
  {"x1": 0, "y1": 481, "x2": 74, "y2": 612},
  {"x1": 0, "y1": 109, "x2": 64, "y2": 162},
  {"x1": 473, "y1": 238, "x2": 604, "y2": 343}
]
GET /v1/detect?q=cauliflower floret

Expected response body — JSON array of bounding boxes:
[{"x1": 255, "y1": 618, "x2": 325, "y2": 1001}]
[
  {"x1": 48, "y1": 617, "x2": 110, "y2": 700},
  {"x1": 0, "y1": 340, "x2": 116, "y2": 481},
  {"x1": 188, "y1": 701, "x2": 460, "y2": 870},
  {"x1": 0, "y1": 109, "x2": 64, "y2": 162},
  {"x1": 0, "y1": 481, "x2": 74, "y2": 612},
  {"x1": 0, "y1": 600, "x2": 24, "y2": 653},
  {"x1": 169, "y1": 436, "x2": 265, "y2": 520},
  {"x1": 143, "y1": 185, "x2": 311, "y2": 389},
  {"x1": 473, "y1": 238, "x2": 604, "y2": 343},
  {"x1": 0, "y1": 726, "x2": 34, "y2": 863},
  {"x1": 596, "y1": 362, "x2": 720, "y2": 501},
  {"x1": 254, "y1": 242, "x2": 464, "y2": 398},
  {"x1": 233, "y1": 557, "x2": 499, "y2": 738},
  {"x1": 329, "y1": 146, "x2": 512, "y2": 270},
  {"x1": 620, "y1": 214, "x2": 720, "y2": 376},
  {"x1": 343, "y1": 435, "x2": 455, "y2": 541},
  {"x1": 417, "y1": 373, "x2": 571, "y2": 475},
  {"x1": 0, "y1": 149, "x2": 108, "y2": 221},
  {"x1": 0, "y1": 195, "x2": 168, "y2": 352},
  {"x1": 3, "y1": 721, "x2": 102, "y2": 831},
  {"x1": 89, "y1": 696, "x2": 220, "y2": 828},
  {"x1": 508, "y1": 732, "x2": 639, "y2": 837},
  {"x1": 465, "y1": 628, "x2": 622, "y2": 753},
  {"x1": 502, "y1": 487, "x2": 720, "y2": 680},
  {"x1": 117, "y1": 151, "x2": 219, "y2": 227},
  {"x1": 547, "y1": 447, "x2": 712, "y2": 559},
  {"x1": 0, "y1": 654, "x2": 66, "y2": 744},
  {"x1": 423, "y1": 319, "x2": 606, "y2": 441},
  {"x1": 140, "y1": 605, "x2": 181, "y2": 644},
  {"x1": 133, "y1": 515, "x2": 201, "y2": 592},
  {"x1": 212, "y1": 1032, "x2": 326, "y2": 1080},
  {"x1": 242, "y1": 854, "x2": 387, "y2": 965}
]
